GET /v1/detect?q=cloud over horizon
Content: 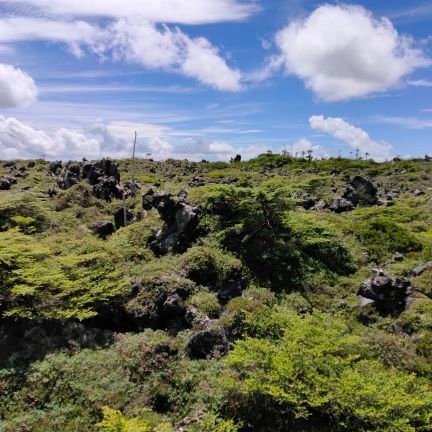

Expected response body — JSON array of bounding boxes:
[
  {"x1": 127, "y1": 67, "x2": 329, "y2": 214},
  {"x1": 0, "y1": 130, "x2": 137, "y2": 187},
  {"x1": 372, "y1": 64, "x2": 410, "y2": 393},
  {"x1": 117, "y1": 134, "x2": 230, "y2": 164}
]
[{"x1": 309, "y1": 115, "x2": 393, "y2": 161}]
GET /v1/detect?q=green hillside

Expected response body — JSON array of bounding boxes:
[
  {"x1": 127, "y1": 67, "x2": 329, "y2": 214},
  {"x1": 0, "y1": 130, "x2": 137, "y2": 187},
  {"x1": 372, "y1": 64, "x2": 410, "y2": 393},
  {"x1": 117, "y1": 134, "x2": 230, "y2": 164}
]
[{"x1": 0, "y1": 154, "x2": 431, "y2": 431}]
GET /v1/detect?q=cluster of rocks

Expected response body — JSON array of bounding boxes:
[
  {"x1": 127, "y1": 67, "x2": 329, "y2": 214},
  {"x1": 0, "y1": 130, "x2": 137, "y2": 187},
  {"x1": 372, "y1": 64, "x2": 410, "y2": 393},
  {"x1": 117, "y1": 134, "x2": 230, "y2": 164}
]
[
  {"x1": 51, "y1": 159, "x2": 123, "y2": 201},
  {"x1": 143, "y1": 189, "x2": 200, "y2": 255},
  {"x1": 188, "y1": 176, "x2": 238, "y2": 188},
  {"x1": 0, "y1": 175, "x2": 17, "y2": 190},
  {"x1": 358, "y1": 268, "x2": 414, "y2": 315},
  {"x1": 301, "y1": 175, "x2": 382, "y2": 213}
]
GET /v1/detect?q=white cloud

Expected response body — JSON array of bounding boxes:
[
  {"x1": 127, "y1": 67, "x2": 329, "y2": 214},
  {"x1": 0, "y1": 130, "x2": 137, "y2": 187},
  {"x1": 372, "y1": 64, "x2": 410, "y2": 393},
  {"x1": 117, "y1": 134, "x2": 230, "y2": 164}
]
[
  {"x1": 275, "y1": 4, "x2": 431, "y2": 101},
  {"x1": 309, "y1": 115, "x2": 393, "y2": 161},
  {"x1": 176, "y1": 139, "x2": 235, "y2": 156},
  {"x1": 375, "y1": 116, "x2": 432, "y2": 129},
  {"x1": 0, "y1": 116, "x2": 99, "y2": 159},
  {"x1": 407, "y1": 79, "x2": 432, "y2": 87},
  {"x1": 0, "y1": 16, "x2": 242, "y2": 91},
  {"x1": 99, "y1": 20, "x2": 242, "y2": 91},
  {"x1": 7, "y1": 0, "x2": 258, "y2": 24},
  {"x1": 289, "y1": 138, "x2": 322, "y2": 157},
  {"x1": 0, "y1": 64, "x2": 38, "y2": 108}
]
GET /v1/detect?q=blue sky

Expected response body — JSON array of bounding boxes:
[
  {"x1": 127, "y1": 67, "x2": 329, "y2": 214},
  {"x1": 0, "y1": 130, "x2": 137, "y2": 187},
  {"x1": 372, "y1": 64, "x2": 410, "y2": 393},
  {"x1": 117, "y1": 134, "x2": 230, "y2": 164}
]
[{"x1": 0, "y1": 0, "x2": 431, "y2": 161}]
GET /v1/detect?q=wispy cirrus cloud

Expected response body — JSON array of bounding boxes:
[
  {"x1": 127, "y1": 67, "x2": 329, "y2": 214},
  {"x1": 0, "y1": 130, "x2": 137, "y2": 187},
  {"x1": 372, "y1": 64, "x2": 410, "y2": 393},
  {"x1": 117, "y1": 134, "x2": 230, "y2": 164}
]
[
  {"x1": 407, "y1": 79, "x2": 432, "y2": 87},
  {"x1": 375, "y1": 115, "x2": 432, "y2": 129},
  {"x1": 0, "y1": 0, "x2": 257, "y2": 103},
  {"x1": 4, "y1": 0, "x2": 259, "y2": 24}
]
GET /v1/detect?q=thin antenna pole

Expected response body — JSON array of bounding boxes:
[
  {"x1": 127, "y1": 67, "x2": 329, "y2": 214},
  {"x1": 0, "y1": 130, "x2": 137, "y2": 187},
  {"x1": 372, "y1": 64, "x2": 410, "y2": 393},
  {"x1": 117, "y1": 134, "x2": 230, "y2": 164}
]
[{"x1": 131, "y1": 131, "x2": 137, "y2": 197}]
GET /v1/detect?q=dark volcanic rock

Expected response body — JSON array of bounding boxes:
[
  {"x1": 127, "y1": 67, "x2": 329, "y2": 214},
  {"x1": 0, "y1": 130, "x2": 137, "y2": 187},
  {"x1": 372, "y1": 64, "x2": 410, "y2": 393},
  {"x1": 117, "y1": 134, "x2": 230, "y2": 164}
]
[
  {"x1": 187, "y1": 329, "x2": 229, "y2": 359},
  {"x1": 0, "y1": 176, "x2": 16, "y2": 190},
  {"x1": 412, "y1": 189, "x2": 425, "y2": 197},
  {"x1": 114, "y1": 207, "x2": 134, "y2": 228},
  {"x1": 82, "y1": 159, "x2": 120, "y2": 185},
  {"x1": 49, "y1": 161, "x2": 63, "y2": 176},
  {"x1": 92, "y1": 221, "x2": 116, "y2": 238},
  {"x1": 188, "y1": 176, "x2": 206, "y2": 187},
  {"x1": 298, "y1": 198, "x2": 316, "y2": 210},
  {"x1": 343, "y1": 176, "x2": 378, "y2": 206},
  {"x1": 217, "y1": 278, "x2": 245, "y2": 304},
  {"x1": 329, "y1": 197, "x2": 354, "y2": 213},
  {"x1": 93, "y1": 176, "x2": 123, "y2": 201},
  {"x1": 144, "y1": 190, "x2": 200, "y2": 255},
  {"x1": 358, "y1": 271, "x2": 413, "y2": 315},
  {"x1": 410, "y1": 261, "x2": 432, "y2": 277},
  {"x1": 58, "y1": 164, "x2": 81, "y2": 190}
]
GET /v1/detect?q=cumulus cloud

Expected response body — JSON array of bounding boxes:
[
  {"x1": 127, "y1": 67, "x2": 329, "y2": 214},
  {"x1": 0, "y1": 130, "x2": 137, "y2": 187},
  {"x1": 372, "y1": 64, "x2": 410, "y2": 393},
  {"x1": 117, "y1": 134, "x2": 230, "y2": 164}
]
[
  {"x1": 275, "y1": 4, "x2": 430, "y2": 101},
  {"x1": 309, "y1": 115, "x2": 393, "y2": 161},
  {"x1": 0, "y1": 64, "x2": 38, "y2": 108},
  {"x1": 6, "y1": 0, "x2": 258, "y2": 24},
  {"x1": 0, "y1": 116, "x2": 99, "y2": 159},
  {"x1": 289, "y1": 138, "x2": 322, "y2": 157},
  {"x1": 99, "y1": 20, "x2": 242, "y2": 91}
]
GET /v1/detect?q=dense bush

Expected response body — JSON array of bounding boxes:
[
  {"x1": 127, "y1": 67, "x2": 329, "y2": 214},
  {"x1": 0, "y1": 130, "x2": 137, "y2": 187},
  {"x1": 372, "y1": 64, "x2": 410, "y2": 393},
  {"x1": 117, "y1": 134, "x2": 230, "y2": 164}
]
[
  {"x1": 221, "y1": 310, "x2": 432, "y2": 431},
  {"x1": 355, "y1": 216, "x2": 423, "y2": 262}
]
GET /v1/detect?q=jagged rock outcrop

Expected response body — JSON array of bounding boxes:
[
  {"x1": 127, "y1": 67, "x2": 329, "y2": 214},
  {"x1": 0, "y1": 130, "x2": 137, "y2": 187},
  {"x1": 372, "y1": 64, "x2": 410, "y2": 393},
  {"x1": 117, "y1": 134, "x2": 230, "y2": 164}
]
[
  {"x1": 93, "y1": 176, "x2": 123, "y2": 201},
  {"x1": 0, "y1": 176, "x2": 17, "y2": 190},
  {"x1": 49, "y1": 161, "x2": 63, "y2": 176},
  {"x1": 58, "y1": 163, "x2": 81, "y2": 190},
  {"x1": 143, "y1": 189, "x2": 200, "y2": 255},
  {"x1": 358, "y1": 269, "x2": 414, "y2": 315},
  {"x1": 343, "y1": 175, "x2": 378, "y2": 206},
  {"x1": 92, "y1": 221, "x2": 116, "y2": 238},
  {"x1": 186, "y1": 329, "x2": 229, "y2": 359},
  {"x1": 55, "y1": 159, "x2": 123, "y2": 201}
]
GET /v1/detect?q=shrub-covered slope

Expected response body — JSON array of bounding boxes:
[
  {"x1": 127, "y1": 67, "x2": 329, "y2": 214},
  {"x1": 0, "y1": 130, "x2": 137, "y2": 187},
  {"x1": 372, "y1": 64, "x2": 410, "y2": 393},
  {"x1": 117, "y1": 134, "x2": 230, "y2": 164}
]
[{"x1": 0, "y1": 155, "x2": 431, "y2": 431}]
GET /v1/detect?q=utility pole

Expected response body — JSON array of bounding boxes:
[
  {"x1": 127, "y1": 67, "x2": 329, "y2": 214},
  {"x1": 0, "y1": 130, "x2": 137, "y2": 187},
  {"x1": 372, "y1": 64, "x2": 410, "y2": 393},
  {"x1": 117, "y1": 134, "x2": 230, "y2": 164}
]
[{"x1": 131, "y1": 131, "x2": 137, "y2": 197}]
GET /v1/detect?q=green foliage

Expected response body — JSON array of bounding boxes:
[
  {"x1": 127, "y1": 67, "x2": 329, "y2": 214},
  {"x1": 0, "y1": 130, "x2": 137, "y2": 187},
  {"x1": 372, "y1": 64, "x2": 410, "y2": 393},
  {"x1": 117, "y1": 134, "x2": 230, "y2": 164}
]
[
  {"x1": 96, "y1": 407, "x2": 173, "y2": 432},
  {"x1": 0, "y1": 193, "x2": 53, "y2": 232},
  {"x1": 181, "y1": 245, "x2": 242, "y2": 289},
  {"x1": 203, "y1": 188, "x2": 354, "y2": 290},
  {"x1": 354, "y1": 216, "x2": 422, "y2": 262},
  {"x1": 222, "y1": 310, "x2": 432, "y2": 431},
  {"x1": 0, "y1": 229, "x2": 129, "y2": 320},
  {"x1": 188, "y1": 291, "x2": 221, "y2": 318}
]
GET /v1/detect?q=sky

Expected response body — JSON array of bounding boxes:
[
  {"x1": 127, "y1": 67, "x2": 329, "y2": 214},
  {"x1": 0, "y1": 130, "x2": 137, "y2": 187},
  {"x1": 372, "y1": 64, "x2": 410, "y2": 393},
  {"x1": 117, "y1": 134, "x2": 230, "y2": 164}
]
[{"x1": 0, "y1": 0, "x2": 431, "y2": 161}]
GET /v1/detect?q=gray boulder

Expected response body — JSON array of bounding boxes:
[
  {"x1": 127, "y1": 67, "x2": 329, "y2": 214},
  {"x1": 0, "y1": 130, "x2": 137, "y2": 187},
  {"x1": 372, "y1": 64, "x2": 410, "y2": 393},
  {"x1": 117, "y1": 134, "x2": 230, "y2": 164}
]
[
  {"x1": 411, "y1": 261, "x2": 432, "y2": 277},
  {"x1": 329, "y1": 197, "x2": 354, "y2": 213},
  {"x1": 358, "y1": 271, "x2": 413, "y2": 315}
]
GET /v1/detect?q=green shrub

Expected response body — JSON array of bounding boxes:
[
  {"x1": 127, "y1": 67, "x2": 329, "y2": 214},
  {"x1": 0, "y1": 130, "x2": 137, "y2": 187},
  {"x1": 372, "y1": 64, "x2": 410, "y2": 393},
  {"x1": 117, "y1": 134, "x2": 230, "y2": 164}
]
[
  {"x1": 355, "y1": 216, "x2": 422, "y2": 262},
  {"x1": 0, "y1": 229, "x2": 129, "y2": 320},
  {"x1": 181, "y1": 245, "x2": 242, "y2": 289},
  {"x1": 188, "y1": 292, "x2": 221, "y2": 318},
  {"x1": 221, "y1": 310, "x2": 432, "y2": 431},
  {"x1": 96, "y1": 407, "x2": 173, "y2": 432}
]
